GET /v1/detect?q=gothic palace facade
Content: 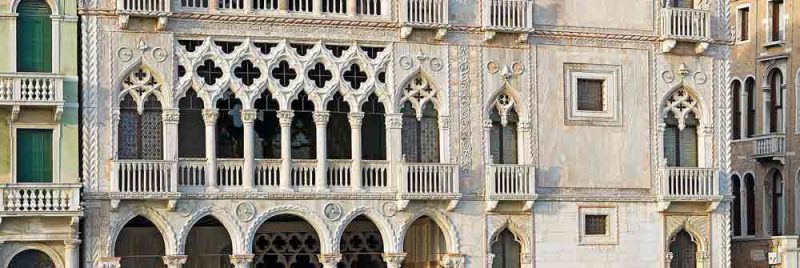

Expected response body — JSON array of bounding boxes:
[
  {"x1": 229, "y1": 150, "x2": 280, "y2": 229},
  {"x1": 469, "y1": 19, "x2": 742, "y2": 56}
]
[{"x1": 0, "y1": 0, "x2": 734, "y2": 267}]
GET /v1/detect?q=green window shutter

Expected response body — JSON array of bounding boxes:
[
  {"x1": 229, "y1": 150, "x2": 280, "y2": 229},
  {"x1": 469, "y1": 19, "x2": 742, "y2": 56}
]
[
  {"x1": 16, "y1": 0, "x2": 52, "y2": 73},
  {"x1": 17, "y1": 129, "x2": 53, "y2": 183}
]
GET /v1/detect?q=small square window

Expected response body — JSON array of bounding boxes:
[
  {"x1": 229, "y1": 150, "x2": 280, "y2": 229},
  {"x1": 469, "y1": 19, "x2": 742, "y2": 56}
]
[
  {"x1": 584, "y1": 215, "x2": 607, "y2": 235},
  {"x1": 577, "y1": 79, "x2": 605, "y2": 111}
]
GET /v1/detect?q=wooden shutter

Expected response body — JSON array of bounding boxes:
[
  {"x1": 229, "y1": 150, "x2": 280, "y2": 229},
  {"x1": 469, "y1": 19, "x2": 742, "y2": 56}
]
[
  {"x1": 663, "y1": 126, "x2": 678, "y2": 167},
  {"x1": 679, "y1": 127, "x2": 698, "y2": 167},
  {"x1": 16, "y1": 0, "x2": 52, "y2": 73},
  {"x1": 16, "y1": 129, "x2": 53, "y2": 183},
  {"x1": 577, "y1": 79, "x2": 603, "y2": 111}
]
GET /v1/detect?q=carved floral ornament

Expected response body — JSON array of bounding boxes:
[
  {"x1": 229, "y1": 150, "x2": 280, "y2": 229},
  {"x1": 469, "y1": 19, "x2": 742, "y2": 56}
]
[{"x1": 398, "y1": 50, "x2": 443, "y2": 72}]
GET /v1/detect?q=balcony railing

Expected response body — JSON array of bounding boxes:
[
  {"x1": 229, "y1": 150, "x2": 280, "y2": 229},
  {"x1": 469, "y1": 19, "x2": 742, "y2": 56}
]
[
  {"x1": 0, "y1": 183, "x2": 81, "y2": 215},
  {"x1": 0, "y1": 73, "x2": 64, "y2": 106},
  {"x1": 174, "y1": 0, "x2": 390, "y2": 18},
  {"x1": 118, "y1": 0, "x2": 170, "y2": 14},
  {"x1": 485, "y1": 164, "x2": 536, "y2": 211},
  {"x1": 659, "y1": 167, "x2": 719, "y2": 200},
  {"x1": 399, "y1": 163, "x2": 459, "y2": 196},
  {"x1": 112, "y1": 160, "x2": 177, "y2": 194},
  {"x1": 660, "y1": 8, "x2": 711, "y2": 41},
  {"x1": 483, "y1": 0, "x2": 533, "y2": 32},
  {"x1": 362, "y1": 160, "x2": 389, "y2": 190},
  {"x1": 402, "y1": 0, "x2": 447, "y2": 27},
  {"x1": 753, "y1": 133, "x2": 786, "y2": 158}
]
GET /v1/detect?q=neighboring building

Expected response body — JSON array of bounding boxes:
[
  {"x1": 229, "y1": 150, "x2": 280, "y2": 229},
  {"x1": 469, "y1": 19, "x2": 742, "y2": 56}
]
[
  {"x1": 729, "y1": 0, "x2": 800, "y2": 267},
  {"x1": 0, "y1": 0, "x2": 82, "y2": 266},
  {"x1": 78, "y1": 0, "x2": 731, "y2": 268}
]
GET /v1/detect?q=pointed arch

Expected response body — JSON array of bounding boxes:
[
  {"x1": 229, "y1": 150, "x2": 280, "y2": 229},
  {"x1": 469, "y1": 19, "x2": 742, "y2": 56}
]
[
  {"x1": 485, "y1": 84, "x2": 526, "y2": 121},
  {"x1": 333, "y1": 207, "x2": 396, "y2": 253},
  {"x1": 177, "y1": 207, "x2": 245, "y2": 254},
  {"x1": 11, "y1": 0, "x2": 58, "y2": 15},
  {"x1": 107, "y1": 207, "x2": 177, "y2": 257},
  {"x1": 396, "y1": 69, "x2": 444, "y2": 119},
  {"x1": 660, "y1": 84, "x2": 706, "y2": 129},
  {"x1": 116, "y1": 64, "x2": 168, "y2": 112},
  {"x1": 1, "y1": 243, "x2": 64, "y2": 268},
  {"x1": 730, "y1": 78, "x2": 743, "y2": 140},
  {"x1": 245, "y1": 205, "x2": 332, "y2": 254},
  {"x1": 767, "y1": 168, "x2": 785, "y2": 235},
  {"x1": 487, "y1": 219, "x2": 530, "y2": 256},
  {"x1": 397, "y1": 209, "x2": 459, "y2": 254}
]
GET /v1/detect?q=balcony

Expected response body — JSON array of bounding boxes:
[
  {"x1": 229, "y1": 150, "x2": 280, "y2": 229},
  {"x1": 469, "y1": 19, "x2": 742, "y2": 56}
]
[
  {"x1": 0, "y1": 73, "x2": 64, "y2": 121},
  {"x1": 169, "y1": 0, "x2": 391, "y2": 23},
  {"x1": 752, "y1": 133, "x2": 786, "y2": 162},
  {"x1": 485, "y1": 164, "x2": 536, "y2": 212},
  {"x1": 657, "y1": 167, "x2": 721, "y2": 211},
  {"x1": 397, "y1": 162, "x2": 460, "y2": 211},
  {"x1": 659, "y1": 7, "x2": 711, "y2": 53},
  {"x1": 400, "y1": 0, "x2": 448, "y2": 40},
  {"x1": 116, "y1": 0, "x2": 170, "y2": 30},
  {"x1": 482, "y1": 0, "x2": 533, "y2": 43},
  {"x1": 0, "y1": 183, "x2": 82, "y2": 221}
]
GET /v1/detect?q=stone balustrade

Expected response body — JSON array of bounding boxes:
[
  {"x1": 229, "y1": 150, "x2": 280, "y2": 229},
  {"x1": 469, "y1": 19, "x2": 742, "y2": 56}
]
[
  {"x1": 0, "y1": 73, "x2": 64, "y2": 106},
  {"x1": 118, "y1": 0, "x2": 170, "y2": 14},
  {"x1": 485, "y1": 164, "x2": 536, "y2": 211},
  {"x1": 752, "y1": 133, "x2": 786, "y2": 158},
  {"x1": 112, "y1": 160, "x2": 177, "y2": 193},
  {"x1": 659, "y1": 167, "x2": 718, "y2": 200},
  {"x1": 482, "y1": 0, "x2": 533, "y2": 32},
  {"x1": 660, "y1": 7, "x2": 711, "y2": 42},
  {"x1": 0, "y1": 183, "x2": 81, "y2": 214},
  {"x1": 172, "y1": 0, "x2": 391, "y2": 18}
]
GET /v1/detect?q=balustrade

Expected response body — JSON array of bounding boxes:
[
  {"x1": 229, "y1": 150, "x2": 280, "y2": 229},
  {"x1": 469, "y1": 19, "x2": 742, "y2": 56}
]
[
  {"x1": 486, "y1": 164, "x2": 534, "y2": 197},
  {"x1": 753, "y1": 133, "x2": 786, "y2": 157},
  {"x1": 659, "y1": 167, "x2": 718, "y2": 198},
  {"x1": 327, "y1": 160, "x2": 352, "y2": 188},
  {"x1": 178, "y1": 0, "x2": 389, "y2": 17},
  {"x1": 362, "y1": 160, "x2": 389, "y2": 190},
  {"x1": 0, "y1": 184, "x2": 81, "y2": 213},
  {"x1": 178, "y1": 158, "x2": 206, "y2": 188},
  {"x1": 255, "y1": 159, "x2": 281, "y2": 188},
  {"x1": 291, "y1": 160, "x2": 317, "y2": 188},
  {"x1": 217, "y1": 159, "x2": 244, "y2": 187},
  {"x1": 399, "y1": 163, "x2": 459, "y2": 196},
  {"x1": 119, "y1": 0, "x2": 169, "y2": 13},
  {"x1": 483, "y1": 0, "x2": 532, "y2": 31},
  {"x1": 402, "y1": 0, "x2": 447, "y2": 26},
  {"x1": 0, "y1": 73, "x2": 64, "y2": 105},
  {"x1": 112, "y1": 160, "x2": 176, "y2": 193},
  {"x1": 660, "y1": 8, "x2": 711, "y2": 41}
]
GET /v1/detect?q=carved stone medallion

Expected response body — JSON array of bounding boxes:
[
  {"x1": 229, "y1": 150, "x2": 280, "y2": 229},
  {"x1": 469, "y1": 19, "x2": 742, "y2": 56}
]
[
  {"x1": 661, "y1": 70, "x2": 675, "y2": 83},
  {"x1": 117, "y1": 47, "x2": 133, "y2": 62},
  {"x1": 176, "y1": 202, "x2": 192, "y2": 217},
  {"x1": 236, "y1": 202, "x2": 256, "y2": 222},
  {"x1": 399, "y1": 56, "x2": 413, "y2": 70},
  {"x1": 693, "y1": 72, "x2": 707, "y2": 84},
  {"x1": 152, "y1": 47, "x2": 168, "y2": 62},
  {"x1": 511, "y1": 62, "x2": 524, "y2": 74},
  {"x1": 430, "y1": 58, "x2": 444, "y2": 72},
  {"x1": 324, "y1": 203, "x2": 343, "y2": 221},
  {"x1": 381, "y1": 202, "x2": 397, "y2": 217},
  {"x1": 487, "y1": 61, "x2": 500, "y2": 74}
]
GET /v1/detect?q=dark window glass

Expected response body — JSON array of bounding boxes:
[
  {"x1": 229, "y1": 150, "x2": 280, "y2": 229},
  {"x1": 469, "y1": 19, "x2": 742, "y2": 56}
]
[
  {"x1": 577, "y1": 79, "x2": 604, "y2": 111},
  {"x1": 584, "y1": 215, "x2": 607, "y2": 235}
]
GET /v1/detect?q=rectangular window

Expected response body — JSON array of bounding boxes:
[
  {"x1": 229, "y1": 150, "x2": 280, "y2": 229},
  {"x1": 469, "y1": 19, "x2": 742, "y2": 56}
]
[
  {"x1": 584, "y1": 215, "x2": 607, "y2": 235},
  {"x1": 739, "y1": 7, "x2": 749, "y2": 41},
  {"x1": 770, "y1": 0, "x2": 783, "y2": 42},
  {"x1": 577, "y1": 79, "x2": 604, "y2": 111},
  {"x1": 16, "y1": 129, "x2": 53, "y2": 183}
]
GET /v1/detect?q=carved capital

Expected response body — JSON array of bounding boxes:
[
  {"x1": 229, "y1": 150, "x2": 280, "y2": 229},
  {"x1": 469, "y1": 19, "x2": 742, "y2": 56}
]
[
  {"x1": 385, "y1": 113, "x2": 403, "y2": 129},
  {"x1": 241, "y1": 109, "x2": 258, "y2": 123},
  {"x1": 317, "y1": 253, "x2": 343, "y2": 265},
  {"x1": 98, "y1": 257, "x2": 121, "y2": 268},
  {"x1": 439, "y1": 116, "x2": 451, "y2": 130},
  {"x1": 518, "y1": 121, "x2": 532, "y2": 131},
  {"x1": 313, "y1": 111, "x2": 330, "y2": 126},
  {"x1": 64, "y1": 239, "x2": 81, "y2": 249},
  {"x1": 348, "y1": 112, "x2": 365, "y2": 127},
  {"x1": 440, "y1": 254, "x2": 465, "y2": 268},
  {"x1": 483, "y1": 119, "x2": 494, "y2": 129},
  {"x1": 278, "y1": 110, "x2": 295, "y2": 127},
  {"x1": 202, "y1": 109, "x2": 219, "y2": 125},
  {"x1": 162, "y1": 255, "x2": 187, "y2": 266},
  {"x1": 229, "y1": 254, "x2": 255, "y2": 266},
  {"x1": 382, "y1": 253, "x2": 406, "y2": 264},
  {"x1": 162, "y1": 108, "x2": 180, "y2": 123},
  {"x1": 112, "y1": 109, "x2": 121, "y2": 124}
]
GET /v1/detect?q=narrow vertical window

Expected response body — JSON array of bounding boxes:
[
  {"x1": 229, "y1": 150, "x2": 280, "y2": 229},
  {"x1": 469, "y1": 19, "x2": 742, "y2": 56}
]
[
  {"x1": 732, "y1": 81, "x2": 742, "y2": 140},
  {"x1": 771, "y1": 0, "x2": 783, "y2": 42},
  {"x1": 771, "y1": 171, "x2": 784, "y2": 235},
  {"x1": 745, "y1": 78, "x2": 756, "y2": 137},
  {"x1": 178, "y1": 90, "x2": 206, "y2": 158},
  {"x1": 739, "y1": 7, "x2": 750, "y2": 41},
  {"x1": 732, "y1": 175, "x2": 742, "y2": 236},
  {"x1": 745, "y1": 174, "x2": 756, "y2": 235},
  {"x1": 16, "y1": 129, "x2": 53, "y2": 183},
  {"x1": 16, "y1": 0, "x2": 52, "y2": 72}
]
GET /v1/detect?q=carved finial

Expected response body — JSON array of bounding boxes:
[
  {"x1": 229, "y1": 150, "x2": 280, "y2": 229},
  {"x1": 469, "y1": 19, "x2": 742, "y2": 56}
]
[
  {"x1": 678, "y1": 63, "x2": 689, "y2": 78},
  {"x1": 137, "y1": 38, "x2": 149, "y2": 52}
]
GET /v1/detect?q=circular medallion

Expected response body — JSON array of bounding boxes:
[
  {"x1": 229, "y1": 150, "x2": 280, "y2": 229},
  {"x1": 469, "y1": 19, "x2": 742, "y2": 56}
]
[
  {"x1": 381, "y1": 202, "x2": 397, "y2": 217},
  {"x1": 236, "y1": 202, "x2": 256, "y2": 222},
  {"x1": 487, "y1": 61, "x2": 500, "y2": 74},
  {"x1": 430, "y1": 58, "x2": 444, "y2": 72},
  {"x1": 693, "y1": 72, "x2": 707, "y2": 84},
  {"x1": 511, "y1": 62, "x2": 524, "y2": 75},
  {"x1": 152, "y1": 47, "x2": 168, "y2": 62},
  {"x1": 118, "y1": 47, "x2": 133, "y2": 62},
  {"x1": 399, "y1": 56, "x2": 413, "y2": 70},
  {"x1": 176, "y1": 202, "x2": 192, "y2": 217},
  {"x1": 661, "y1": 70, "x2": 675, "y2": 83},
  {"x1": 324, "y1": 203, "x2": 343, "y2": 221}
]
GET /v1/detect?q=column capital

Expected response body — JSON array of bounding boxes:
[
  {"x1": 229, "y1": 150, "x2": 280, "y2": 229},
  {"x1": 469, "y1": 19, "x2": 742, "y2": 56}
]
[
  {"x1": 313, "y1": 111, "x2": 331, "y2": 126},
  {"x1": 162, "y1": 255, "x2": 188, "y2": 266},
  {"x1": 518, "y1": 120, "x2": 532, "y2": 132},
  {"x1": 98, "y1": 257, "x2": 121, "y2": 268},
  {"x1": 317, "y1": 253, "x2": 343, "y2": 265},
  {"x1": 241, "y1": 109, "x2": 258, "y2": 123},
  {"x1": 386, "y1": 113, "x2": 403, "y2": 129},
  {"x1": 202, "y1": 109, "x2": 219, "y2": 125},
  {"x1": 348, "y1": 112, "x2": 365, "y2": 127},
  {"x1": 439, "y1": 115, "x2": 451, "y2": 130},
  {"x1": 162, "y1": 108, "x2": 180, "y2": 123},
  {"x1": 64, "y1": 239, "x2": 81, "y2": 248},
  {"x1": 483, "y1": 119, "x2": 493, "y2": 129},
  {"x1": 382, "y1": 252, "x2": 406, "y2": 264},
  {"x1": 440, "y1": 253, "x2": 465, "y2": 268},
  {"x1": 278, "y1": 110, "x2": 295, "y2": 126},
  {"x1": 229, "y1": 254, "x2": 255, "y2": 266}
]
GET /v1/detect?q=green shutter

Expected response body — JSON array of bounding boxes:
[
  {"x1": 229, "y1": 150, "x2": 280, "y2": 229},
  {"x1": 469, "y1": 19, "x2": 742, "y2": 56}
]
[
  {"x1": 17, "y1": 0, "x2": 52, "y2": 73},
  {"x1": 17, "y1": 129, "x2": 53, "y2": 183}
]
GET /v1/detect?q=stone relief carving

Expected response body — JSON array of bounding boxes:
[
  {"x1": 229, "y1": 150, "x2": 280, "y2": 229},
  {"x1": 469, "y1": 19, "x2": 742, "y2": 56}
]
[
  {"x1": 324, "y1": 203, "x2": 343, "y2": 221},
  {"x1": 381, "y1": 202, "x2": 397, "y2": 217},
  {"x1": 236, "y1": 202, "x2": 256, "y2": 222}
]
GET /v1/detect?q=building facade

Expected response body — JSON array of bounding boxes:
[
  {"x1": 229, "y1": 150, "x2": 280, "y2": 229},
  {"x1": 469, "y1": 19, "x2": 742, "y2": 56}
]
[
  {"x1": 0, "y1": 0, "x2": 82, "y2": 265},
  {"x1": 77, "y1": 0, "x2": 732, "y2": 267}
]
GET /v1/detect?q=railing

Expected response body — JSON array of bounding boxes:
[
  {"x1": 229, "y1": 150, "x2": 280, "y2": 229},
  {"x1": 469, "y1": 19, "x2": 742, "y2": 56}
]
[
  {"x1": 178, "y1": 158, "x2": 206, "y2": 188},
  {"x1": 113, "y1": 160, "x2": 175, "y2": 193},
  {"x1": 753, "y1": 133, "x2": 786, "y2": 157},
  {"x1": 0, "y1": 183, "x2": 81, "y2": 213},
  {"x1": 660, "y1": 7, "x2": 711, "y2": 41},
  {"x1": 483, "y1": 0, "x2": 533, "y2": 31},
  {"x1": 486, "y1": 164, "x2": 535, "y2": 199},
  {"x1": 659, "y1": 167, "x2": 718, "y2": 199},
  {"x1": 402, "y1": 0, "x2": 447, "y2": 27},
  {"x1": 328, "y1": 160, "x2": 352, "y2": 188},
  {"x1": 219, "y1": 0, "x2": 245, "y2": 10},
  {"x1": 255, "y1": 159, "x2": 281, "y2": 187},
  {"x1": 0, "y1": 73, "x2": 64, "y2": 105},
  {"x1": 217, "y1": 159, "x2": 244, "y2": 187},
  {"x1": 362, "y1": 160, "x2": 389, "y2": 189},
  {"x1": 118, "y1": 0, "x2": 170, "y2": 13},
  {"x1": 291, "y1": 160, "x2": 317, "y2": 188},
  {"x1": 399, "y1": 163, "x2": 459, "y2": 196},
  {"x1": 177, "y1": 0, "x2": 388, "y2": 17}
]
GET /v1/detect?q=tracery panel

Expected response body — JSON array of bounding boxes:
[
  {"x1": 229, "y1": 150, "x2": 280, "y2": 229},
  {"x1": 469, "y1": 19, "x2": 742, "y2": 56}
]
[{"x1": 292, "y1": 92, "x2": 316, "y2": 159}]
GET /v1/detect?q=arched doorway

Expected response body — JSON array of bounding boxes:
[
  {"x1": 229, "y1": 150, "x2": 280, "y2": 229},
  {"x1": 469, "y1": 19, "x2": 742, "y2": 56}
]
[
  {"x1": 185, "y1": 216, "x2": 233, "y2": 268},
  {"x1": 9, "y1": 249, "x2": 55, "y2": 268},
  {"x1": 252, "y1": 215, "x2": 321, "y2": 268},
  {"x1": 668, "y1": 229, "x2": 698, "y2": 268},
  {"x1": 403, "y1": 216, "x2": 446, "y2": 268},
  {"x1": 115, "y1": 216, "x2": 167, "y2": 267},
  {"x1": 339, "y1": 216, "x2": 386, "y2": 268},
  {"x1": 491, "y1": 229, "x2": 521, "y2": 268}
]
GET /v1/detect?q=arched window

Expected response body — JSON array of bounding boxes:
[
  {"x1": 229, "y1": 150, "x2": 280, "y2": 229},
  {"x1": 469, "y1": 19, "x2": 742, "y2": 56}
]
[
  {"x1": 327, "y1": 92, "x2": 351, "y2": 159},
  {"x1": 745, "y1": 78, "x2": 756, "y2": 137},
  {"x1": 362, "y1": 94, "x2": 386, "y2": 160},
  {"x1": 252, "y1": 215, "x2": 321, "y2": 267},
  {"x1": 668, "y1": 229, "x2": 698, "y2": 268},
  {"x1": 403, "y1": 216, "x2": 446, "y2": 267},
  {"x1": 115, "y1": 216, "x2": 167, "y2": 267},
  {"x1": 399, "y1": 74, "x2": 441, "y2": 163},
  {"x1": 16, "y1": 0, "x2": 51, "y2": 72},
  {"x1": 185, "y1": 216, "x2": 233, "y2": 267},
  {"x1": 767, "y1": 69, "x2": 784, "y2": 133},
  {"x1": 8, "y1": 249, "x2": 55, "y2": 268},
  {"x1": 770, "y1": 171, "x2": 784, "y2": 235},
  {"x1": 663, "y1": 88, "x2": 700, "y2": 167},
  {"x1": 340, "y1": 216, "x2": 386, "y2": 267},
  {"x1": 291, "y1": 91, "x2": 316, "y2": 159},
  {"x1": 489, "y1": 93, "x2": 519, "y2": 164},
  {"x1": 254, "y1": 90, "x2": 280, "y2": 159},
  {"x1": 491, "y1": 229, "x2": 521, "y2": 268},
  {"x1": 731, "y1": 81, "x2": 742, "y2": 140},
  {"x1": 118, "y1": 95, "x2": 163, "y2": 160},
  {"x1": 745, "y1": 173, "x2": 756, "y2": 235},
  {"x1": 732, "y1": 174, "x2": 741, "y2": 236},
  {"x1": 179, "y1": 90, "x2": 205, "y2": 158},
  {"x1": 216, "y1": 91, "x2": 244, "y2": 158}
]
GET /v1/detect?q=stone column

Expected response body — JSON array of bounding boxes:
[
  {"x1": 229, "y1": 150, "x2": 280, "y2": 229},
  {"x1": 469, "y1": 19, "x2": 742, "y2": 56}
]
[
  {"x1": 438, "y1": 116, "x2": 451, "y2": 163},
  {"x1": 229, "y1": 254, "x2": 254, "y2": 268},
  {"x1": 346, "y1": 0, "x2": 356, "y2": 15},
  {"x1": 278, "y1": 111, "x2": 294, "y2": 190},
  {"x1": 97, "y1": 257, "x2": 121, "y2": 268},
  {"x1": 203, "y1": 109, "x2": 219, "y2": 190},
  {"x1": 382, "y1": 253, "x2": 406, "y2": 268},
  {"x1": 64, "y1": 240, "x2": 80, "y2": 268},
  {"x1": 385, "y1": 114, "x2": 403, "y2": 190},
  {"x1": 313, "y1": 111, "x2": 330, "y2": 191},
  {"x1": 162, "y1": 109, "x2": 181, "y2": 192},
  {"x1": 162, "y1": 255, "x2": 187, "y2": 268},
  {"x1": 317, "y1": 253, "x2": 342, "y2": 268},
  {"x1": 349, "y1": 112, "x2": 364, "y2": 190},
  {"x1": 241, "y1": 109, "x2": 258, "y2": 191},
  {"x1": 277, "y1": 0, "x2": 288, "y2": 11}
]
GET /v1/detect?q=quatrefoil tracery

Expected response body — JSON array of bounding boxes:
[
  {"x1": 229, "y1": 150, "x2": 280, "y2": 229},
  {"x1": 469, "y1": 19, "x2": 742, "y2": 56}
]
[
  {"x1": 492, "y1": 93, "x2": 517, "y2": 126},
  {"x1": 401, "y1": 75, "x2": 439, "y2": 120},
  {"x1": 663, "y1": 87, "x2": 700, "y2": 130},
  {"x1": 120, "y1": 66, "x2": 163, "y2": 114}
]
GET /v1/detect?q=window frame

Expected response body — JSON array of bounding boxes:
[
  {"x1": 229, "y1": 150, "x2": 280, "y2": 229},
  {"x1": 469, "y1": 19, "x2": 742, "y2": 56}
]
[
  {"x1": 10, "y1": 123, "x2": 60, "y2": 183},
  {"x1": 766, "y1": 0, "x2": 785, "y2": 45},
  {"x1": 12, "y1": 0, "x2": 61, "y2": 73},
  {"x1": 578, "y1": 206, "x2": 618, "y2": 245},
  {"x1": 735, "y1": 4, "x2": 751, "y2": 44},
  {"x1": 563, "y1": 63, "x2": 622, "y2": 127}
]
